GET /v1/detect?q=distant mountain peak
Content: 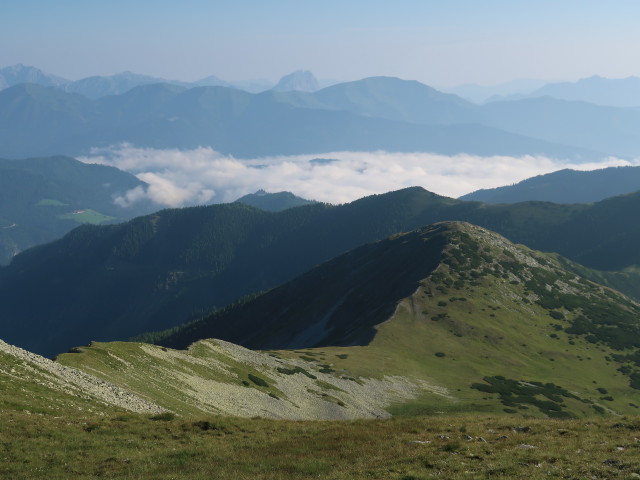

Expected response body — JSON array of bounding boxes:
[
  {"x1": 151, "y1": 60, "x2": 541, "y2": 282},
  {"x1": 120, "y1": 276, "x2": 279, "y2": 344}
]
[
  {"x1": 234, "y1": 189, "x2": 316, "y2": 211},
  {"x1": 0, "y1": 64, "x2": 70, "y2": 90},
  {"x1": 192, "y1": 74, "x2": 231, "y2": 87},
  {"x1": 272, "y1": 70, "x2": 320, "y2": 92}
]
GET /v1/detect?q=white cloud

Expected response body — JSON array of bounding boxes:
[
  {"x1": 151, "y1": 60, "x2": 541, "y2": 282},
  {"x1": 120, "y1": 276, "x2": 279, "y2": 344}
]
[{"x1": 79, "y1": 145, "x2": 640, "y2": 208}]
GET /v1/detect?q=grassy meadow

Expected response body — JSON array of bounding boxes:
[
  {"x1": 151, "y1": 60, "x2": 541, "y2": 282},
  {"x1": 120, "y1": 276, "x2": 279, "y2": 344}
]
[{"x1": 2, "y1": 411, "x2": 640, "y2": 479}]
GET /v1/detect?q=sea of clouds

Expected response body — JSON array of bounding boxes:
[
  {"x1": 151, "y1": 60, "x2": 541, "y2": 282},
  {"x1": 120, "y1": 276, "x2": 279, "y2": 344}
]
[{"x1": 79, "y1": 144, "x2": 640, "y2": 208}]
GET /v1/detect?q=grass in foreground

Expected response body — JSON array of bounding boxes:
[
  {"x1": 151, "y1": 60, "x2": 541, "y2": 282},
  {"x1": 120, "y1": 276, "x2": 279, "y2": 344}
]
[{"x1": 1, "y1": 412, "x2": 640, "y2": 479}]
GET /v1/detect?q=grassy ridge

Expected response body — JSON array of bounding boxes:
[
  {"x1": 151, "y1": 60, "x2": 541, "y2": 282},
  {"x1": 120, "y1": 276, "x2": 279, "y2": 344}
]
[
  {"x1": 60, "y1": 223, "x2": 640, "y2": 418},
  {"x1": 58, "y1": 339, "x2": 422, "y2": 419},
  {"x1": 237, "y1": 223, "x2": 640, "y2": 417},
  {"x1": 2, "y1": 411, "x2": 640, "y2": 479}
]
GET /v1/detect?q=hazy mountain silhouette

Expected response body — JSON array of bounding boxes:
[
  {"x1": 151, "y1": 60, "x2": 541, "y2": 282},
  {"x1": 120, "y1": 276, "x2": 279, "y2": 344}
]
[
  {"x1": 0, "y1": 82, "x2": 600, "y2": 159},
  {"x1": 442, "y1": 78, "x2": 551, "y2": 104},
  {"x1": 64, "y1": 71, "x2": 188, "y2": 99},
  {"x1": 476, "y1": 96, "x2": 640, "y2": 158},
  {"x1": 528, "y1": 75, "x2": 640, "y2": 107}
]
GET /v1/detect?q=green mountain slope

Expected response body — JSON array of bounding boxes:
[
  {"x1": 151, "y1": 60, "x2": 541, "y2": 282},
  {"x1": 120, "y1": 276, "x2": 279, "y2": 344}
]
[
  {"x1": 0, "y1": 155, "x2": 155, "y2": 264},
  {"x1": 549, "y1": 191, "x2": 640, "y2": 270},
  {"x1": 460, "y1": 166, "x2": 640, "y2": 204},
  {"x1": 61, "y1": 223, "x2": 640, "y2": 418},
  {"x1": 2, "y1": 187, "x2": 640, "y2": 358},
  {"x1": 151, "y1": 224, "x2": 448, "y2": 350}
]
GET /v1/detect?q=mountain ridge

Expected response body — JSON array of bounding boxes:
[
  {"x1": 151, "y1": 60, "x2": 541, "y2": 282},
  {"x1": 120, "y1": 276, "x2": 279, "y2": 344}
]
[
  {"x1": 59, "y1": 221, "x2": 640, "y2": 419},
  {"x1": 524, "y1": 75, "x2": 640, "y2": 107},
  {"x1": 0, "y1": 64, "x2": 70, "y2": 90},
  {"x1": 460, "y1": 166, "x2": 640, "y2": 204},
  {"x1": 234, "y1": 189, "x2": 317, "y2": 211},
  {"x1": 2, "y1": 186, "x2": 640, "y2": 358}
]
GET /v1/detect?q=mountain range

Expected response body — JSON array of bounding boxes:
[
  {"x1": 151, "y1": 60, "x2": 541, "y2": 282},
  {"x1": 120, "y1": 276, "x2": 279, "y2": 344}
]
[
  {"x1": 447, "y1": 75, "x2": 640, "y2": 108},
  {"x1": 0, "y1": 79, "x2": 605, "y2": 160},
  {"x1": 0, "y1": 64, "x2": 69, "y2": 90},
  {"x1": 3, "y1": 186, "x2": 640, "y2": 358},
  {"x1": 13, "y1": 64, "x2": 640, "y2": 108},
  {"x1": 4, "y1": 65, "x2": 640, "y2": 159},
  {"x1": 0, "y1": 64, "x2": 323, "y2": 98}
]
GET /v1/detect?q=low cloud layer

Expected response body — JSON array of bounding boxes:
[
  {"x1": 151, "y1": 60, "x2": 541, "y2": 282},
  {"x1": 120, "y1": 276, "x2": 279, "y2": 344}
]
[{"x1": 80, "y1": 145, "x2": 640, "y2": 208}]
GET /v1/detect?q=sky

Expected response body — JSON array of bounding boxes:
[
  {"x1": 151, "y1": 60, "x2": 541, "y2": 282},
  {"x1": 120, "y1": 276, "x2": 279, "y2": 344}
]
[{"x1": 4, "y1": 0, "x2": 640, "y2": 87}]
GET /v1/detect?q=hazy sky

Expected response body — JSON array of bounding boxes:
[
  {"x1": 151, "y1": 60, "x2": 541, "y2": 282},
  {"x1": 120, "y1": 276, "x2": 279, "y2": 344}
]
[{"x1": 4, "y1": 0, "x2": 640, "y2": 87}]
